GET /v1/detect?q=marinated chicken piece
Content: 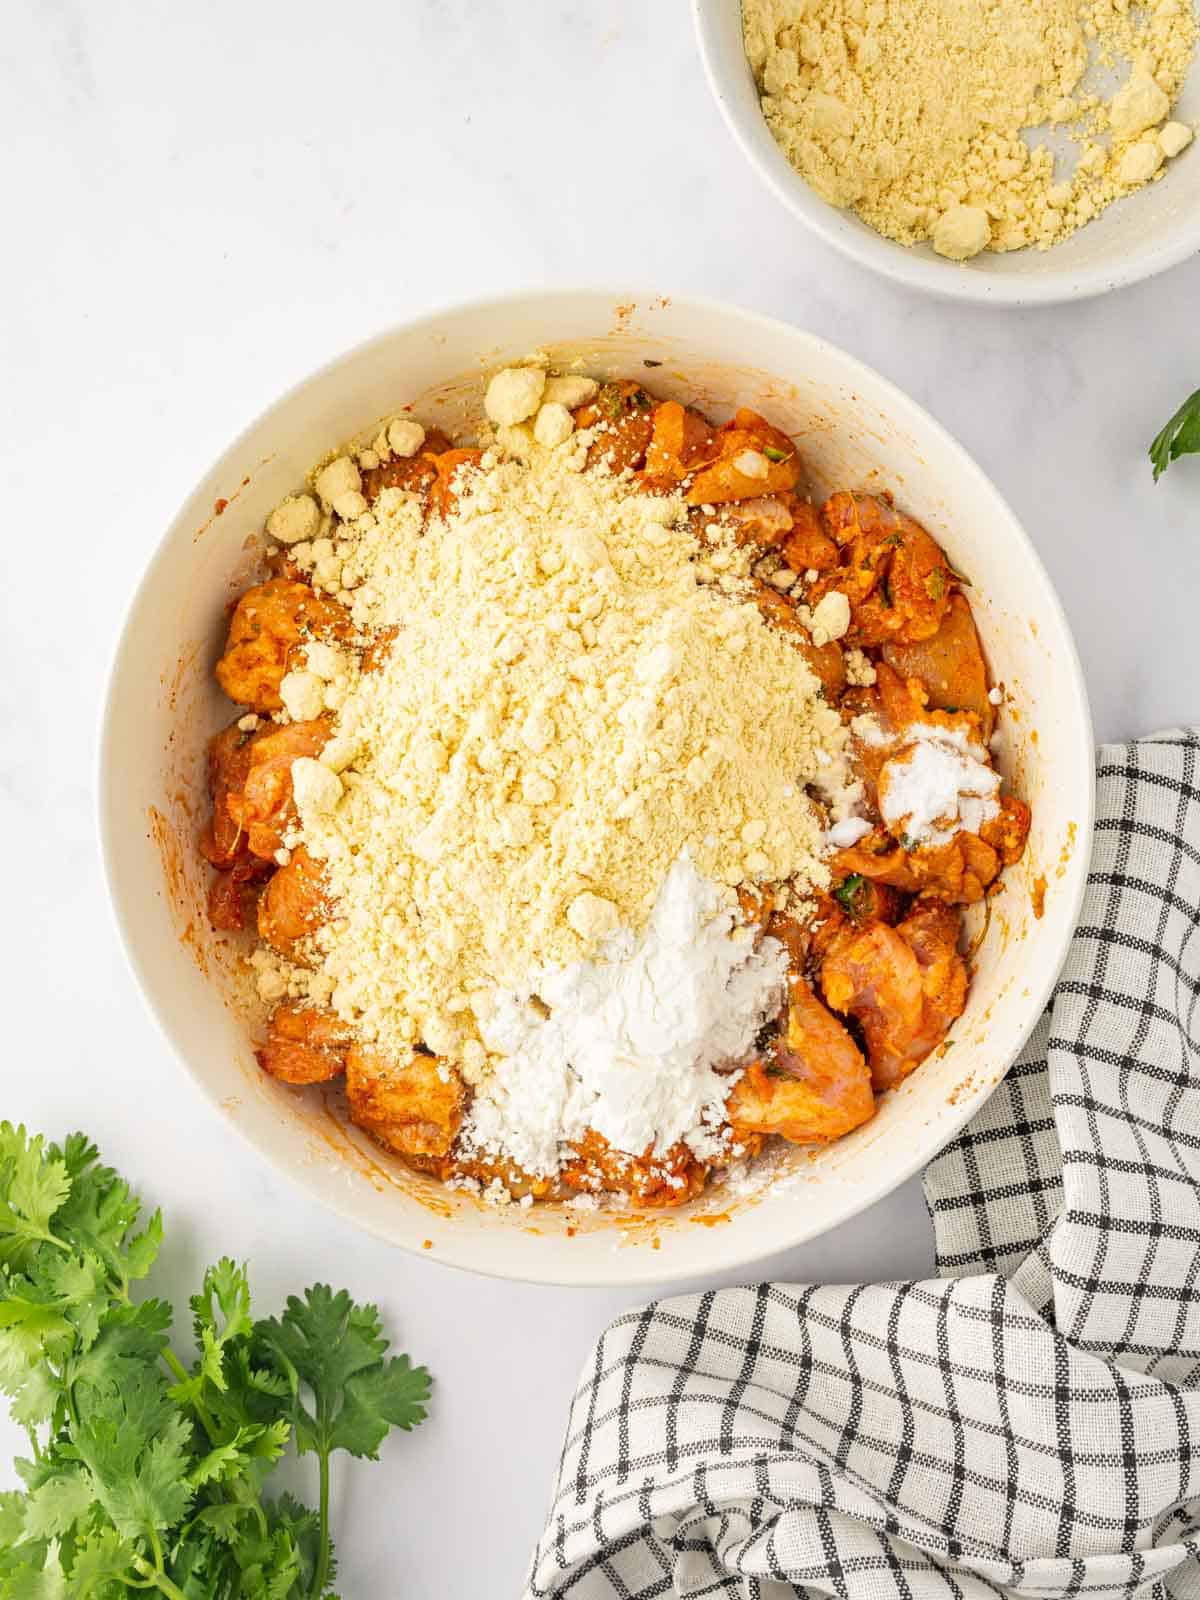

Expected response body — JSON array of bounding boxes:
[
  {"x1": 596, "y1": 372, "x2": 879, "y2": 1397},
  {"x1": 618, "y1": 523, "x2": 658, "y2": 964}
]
[
  {"x1": 727, "y1": 975, "x2": 875, "y2": 1144},
  {"x1": 200, "y1": 720, "x2": 268, "y2": 868},
  {"x1": 764, "y1": 910, "x2": 811, "y2": 972},
  {"x1": 561, "y1": 1129, "x2": 706, "y2": 1208},
  {"x1": 832, "y1": 825, "x2": 1001, "y2": 904},
  {"x1": 447, "y1": 1154, "x2": 559, "y2": 1200},
  {"x1": 715, "y1": 495, "x2": 795, "y2": 548},
  {"x1": 575, "y1": 381, "x2": 655, "y2": 473},
  {"x1": 228, "y1": 717, "x2": 331, "y2": 859},
  {"x1": 813, "y1": 493, "x2": 953, "y2": 647},
  {"x1": 345, "y1": 1045, "x2": 466, "y2": 1160},
  {"x1": 427, "y1": 448, "x2": 484, "y2": 518},
  {"x1": 199, "y1": 719, "x2": 273, "y2": 930},
  {"x1": 808, "y1": 898, "x2": 850, "y2": 965},
  {"x1": 820, "y1": 900, "x2": 967, "y2": 1090},
  {"x1": 258, "y1": 1004, "x2": 353, "y2": 1085},
  {"x1": 781, "y1": 499, "x2": 839, "y2": 573},
  {"x1": 882, "y1": 593, "x2": 995, "y2": 739},
  {"x1": 206, "y1": 853, "x2": 272, "y2": 932},
  {"x1": 640, "y1": 399, "x2": 717, "y2": 489},
  {"x1": 214, "y1": 578, "x2": 352, "y2": 713},
  {"x1": 736, "y1": 886, "x2": 811, "y2": 972},
  {"x1": 257, "y1": 846, "x2": 330, "y2": 958},
  {"x1": 685, "y1": 408, "x2": 801, "y2": 505},
  {"x1": 360, "y1": 427, "x2": 452, "y2": 502},
  {"x1": 751, "y1": 581, "x2": 846, "y2": 699},
  {"x1": 980, "y1": 794, "x2": 1032, "y2": 866}
]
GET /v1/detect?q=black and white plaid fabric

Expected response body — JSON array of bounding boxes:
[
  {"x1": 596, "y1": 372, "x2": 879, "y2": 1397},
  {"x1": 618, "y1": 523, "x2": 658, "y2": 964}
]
[{"x1": 526, "y1": 732, "x2": 1200, "y2": 1600}]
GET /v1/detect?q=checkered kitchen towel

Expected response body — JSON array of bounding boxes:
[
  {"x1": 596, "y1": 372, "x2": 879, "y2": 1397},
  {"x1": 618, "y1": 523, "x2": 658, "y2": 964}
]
[{"x1": 526, "y1": 732, "x2": 1200, "y2": 1600}]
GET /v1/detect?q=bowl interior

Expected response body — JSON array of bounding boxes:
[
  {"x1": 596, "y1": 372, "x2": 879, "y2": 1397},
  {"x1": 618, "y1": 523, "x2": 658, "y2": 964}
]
[
  {"x1": 694, "y1": 0, "x2": 1200, "y2": 304},
  {"x1": 101, "y1": 292, "x2": 1093, "y2": 1284}
]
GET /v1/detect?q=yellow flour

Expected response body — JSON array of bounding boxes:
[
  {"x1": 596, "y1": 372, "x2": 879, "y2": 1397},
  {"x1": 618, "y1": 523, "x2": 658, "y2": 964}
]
[
  {"x1": 744, "y1": 0, "x2": 1197, "y2": 257},
  {"x1": 268, "y1": 426, "x2": 854, "y2": 1075}
]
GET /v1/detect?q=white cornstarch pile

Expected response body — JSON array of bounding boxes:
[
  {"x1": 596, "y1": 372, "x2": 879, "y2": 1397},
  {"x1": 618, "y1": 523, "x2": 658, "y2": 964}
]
[
  {"x1": 463, "y1": 854, "x2": 788, "y2": 1177},
  {"x1": 265, "y1": 388, "x2": 855, "y2": 1133},
  {"x1": 744, "y1": 0, "x2": 1197, "y2": 258},
  {"x1": 876, "y1": 724, "x2": 1000, "y2": 847}
]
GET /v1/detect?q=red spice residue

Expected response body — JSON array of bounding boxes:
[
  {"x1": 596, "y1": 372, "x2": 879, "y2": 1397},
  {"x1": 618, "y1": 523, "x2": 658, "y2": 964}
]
[
  {"x1": 693, "y1": 1211, "x2": 732, "y2": 1228},
  {"x1": 214, "y1": 498, "x2": 228, "y2": 515},
  {"x1": 1031, "y1": 875, "x2": 1047, "y2": 919}
]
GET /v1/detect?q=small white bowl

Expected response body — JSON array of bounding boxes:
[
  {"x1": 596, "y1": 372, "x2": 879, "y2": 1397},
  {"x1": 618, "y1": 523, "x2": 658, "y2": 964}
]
[
  {"x1": 694, "y1": 0, "x2": 1200, "y2": 305},
  {"x1": 100, "y1": 290, "x2": 1093, "y2": 1285}
]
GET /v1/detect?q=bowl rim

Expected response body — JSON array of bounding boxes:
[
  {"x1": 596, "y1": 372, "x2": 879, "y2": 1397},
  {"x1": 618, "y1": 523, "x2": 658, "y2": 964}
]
[
  {"x1": 691, "y1": 0, "x2": 1200, "y2": 307},
  {"x1": 98, "y1": 286, "x2": 1096, "y2": 1284}
]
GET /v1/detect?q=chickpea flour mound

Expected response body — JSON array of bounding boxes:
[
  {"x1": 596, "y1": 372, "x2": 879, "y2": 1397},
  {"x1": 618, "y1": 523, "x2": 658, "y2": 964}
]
[
  {"x1": 744, "y1": 0, "x2": 1197, "y2": 258},
  {"x1": 267, "y1": 424, "x2": 855, "y2": 1102}
]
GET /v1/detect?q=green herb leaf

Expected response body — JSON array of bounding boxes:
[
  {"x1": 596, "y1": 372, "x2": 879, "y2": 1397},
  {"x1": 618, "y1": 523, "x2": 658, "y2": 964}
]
[
  {"x1": 0, "y1": 1126, "x2": 70, "y2": 1266},
  {"x1": 762, "y1": 445, "x2": 791, "y2": 464},
  {"x1": 331, "y1": 1355, "x2": 432, "y2": 1458},
  {"x1": 833, "y1": 874, "x2": 868, "y2": 919},
  {"x1": 1150, "y1": 387, "x2": 1200, "y2": 481},
  {"x1": 255, "y1": 1285, "x2": 430, "y2": 1458},
  {"x1": 74, "y1": 1403, "x2": 195, "y2": 1541},
  {"x1": 63, "y1": 1526, "x2": 136, "y2": 1592},
  {"x1": 0, "y1": 1490, "x2": 28, "y2": 1547},
  {"x1": 188, "y1": 1421, "x2": 290, "y2": 1489},
  {"x1": 20, "y1": 1469, "x2": 93, "y2": 1545}
]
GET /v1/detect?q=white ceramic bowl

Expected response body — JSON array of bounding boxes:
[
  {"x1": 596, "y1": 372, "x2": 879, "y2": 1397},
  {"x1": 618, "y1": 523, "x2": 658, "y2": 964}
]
[
  {"x1": 100, "y1": 290, "x2": 1093, "y2": 1285},
  {"x1": 694, "y1": 0, "x2": 1200, "y2": 305}
]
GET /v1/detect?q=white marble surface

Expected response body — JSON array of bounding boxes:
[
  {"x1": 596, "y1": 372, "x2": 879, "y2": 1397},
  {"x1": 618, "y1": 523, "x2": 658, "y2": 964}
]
[{"x1": 3, "y1": 1, "x2": 1198, "y2": 1594}]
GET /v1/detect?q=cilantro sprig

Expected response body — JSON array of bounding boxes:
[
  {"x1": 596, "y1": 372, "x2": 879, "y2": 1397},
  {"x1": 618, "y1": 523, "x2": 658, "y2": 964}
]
[
  {"x1": 1150, "y1": 387, "x2": 1200, "y2": 481},
  {"x1": 0, "y1": 1125, "x2": 430, "y2": 1598}
]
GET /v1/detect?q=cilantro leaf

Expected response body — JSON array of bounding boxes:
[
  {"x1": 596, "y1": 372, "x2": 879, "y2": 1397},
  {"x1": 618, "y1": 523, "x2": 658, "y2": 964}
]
[
  {"x1": 62, "y1": 1527, "x2": 136, "y2": 1595},
  {"x1": 255, "y1": 1286, "x2": 431, "y2": 1595},
  {"x1": 47, "y1": 1138, "x2": 157, "y2": 1291},
  {"x1": 192, "y1": 1259, "x2": 253, "y2": 1352},
  {"x1": 267, "y1": 1494, "x2": 331, "y2": 1597},
  {"x1": 255, "y1": 1286, "x2": 430, "y2": 1457},
  {"x1": 254, "y1": 1286, "x2": 384, "y2": 1443},
  {"x1": 173, "y1": 1259, "x2": 254, "y2": 1406},
  {"x1": 188, "y1": 1420, "x2": 290, "y2": 1488},
  {"x1": 2, "y1": 1357, "x2": 58, "y2": 1429},
  {"x1": 74, "y1": 1406, "x2": 195, "y2": 1541},
  {"x1": 0, "y1": 1490, "x2": 27, "y2": 1547},
  {"x1": 1150, "y1": 387, "x2": 1200, "y2": 481},
  {"x1": 20, "y1": 1468, "x2": 93, "y2": 1544},
  {"x1": 1, "y1": 1554, "x2": 65, "y2": 1600},
  {"x1": 0, "y1": 1126, "x2": 70, "y2": 1266},
  {"x1": 332, "y1": 1355, "x2": 432, "y2": 1457}
]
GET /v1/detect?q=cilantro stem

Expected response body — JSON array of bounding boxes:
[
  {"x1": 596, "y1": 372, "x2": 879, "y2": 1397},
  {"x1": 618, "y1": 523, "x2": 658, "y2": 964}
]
[
  {"x1": 160, "y1": 1344, "x2": 221, "y2": 1442},
  {"x1": 310, "y1": 1448, "x2": 332, "y2": 1600},
  {"x1": 129, "y1": 1554, "x2": 190, "y2": 1600}
]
